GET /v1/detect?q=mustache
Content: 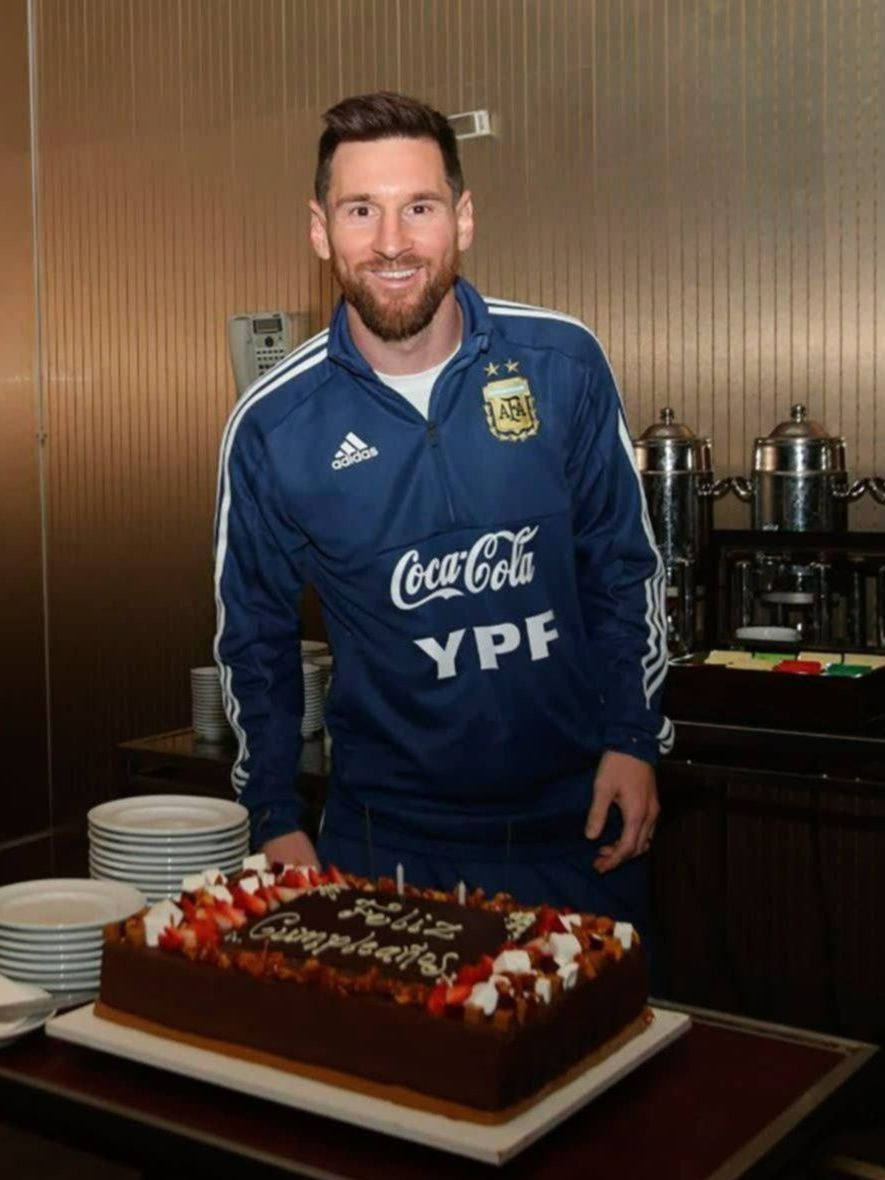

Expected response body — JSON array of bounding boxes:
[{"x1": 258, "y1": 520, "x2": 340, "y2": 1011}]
[{"x1": 357, "y1": 257, "x2": 425, "y2": 273}]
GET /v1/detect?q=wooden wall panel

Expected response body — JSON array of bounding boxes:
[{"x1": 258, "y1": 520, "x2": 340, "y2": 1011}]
[
  {"x1": 27, "y1": 0, "x2": 885, "y2": 822},
  {"x1": 0, "y1": 0, "x2": 49, "y2": 845}
]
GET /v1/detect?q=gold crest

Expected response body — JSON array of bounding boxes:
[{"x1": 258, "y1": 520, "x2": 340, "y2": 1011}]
[{"x1": 482, "y1": 377, "x2": 540, "y2": 441}]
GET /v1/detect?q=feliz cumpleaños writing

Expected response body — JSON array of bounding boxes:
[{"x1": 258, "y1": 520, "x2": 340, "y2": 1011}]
[{"x1": 244, "y1": 896, "x2": 467, "y2": 979}]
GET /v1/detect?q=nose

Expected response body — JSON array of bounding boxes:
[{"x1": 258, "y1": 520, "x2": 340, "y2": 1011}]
[{"x1": 372, "y1": 208, "x2": 412, "y2": 259}]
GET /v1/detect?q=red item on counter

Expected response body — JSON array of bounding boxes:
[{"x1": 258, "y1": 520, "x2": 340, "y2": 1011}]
[{"x1": 772, "y1": 659, "x2": 823, "y2": 675}]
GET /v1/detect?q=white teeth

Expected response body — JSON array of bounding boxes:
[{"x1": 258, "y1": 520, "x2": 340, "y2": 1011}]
[{"x1": 373, "y1": 269, "x2": 417, "y2": 279}]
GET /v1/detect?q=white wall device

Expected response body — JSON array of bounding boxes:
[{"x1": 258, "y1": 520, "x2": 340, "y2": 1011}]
[
  {"x1": 447, "y1": 110, "x2": 493, "y2": 140},
  {"x1": 227, "y1": 311, "x2": 311, "y2": 397}
]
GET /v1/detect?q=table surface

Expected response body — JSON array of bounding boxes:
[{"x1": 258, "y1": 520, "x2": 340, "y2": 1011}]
[{"x1": 0, "y1": 1004, "x2": 876, "y2": 1180}]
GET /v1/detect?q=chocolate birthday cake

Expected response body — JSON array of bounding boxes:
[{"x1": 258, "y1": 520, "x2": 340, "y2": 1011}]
[{"x1": 97, "y1": 858, "x2": 650, "y2": 1117}]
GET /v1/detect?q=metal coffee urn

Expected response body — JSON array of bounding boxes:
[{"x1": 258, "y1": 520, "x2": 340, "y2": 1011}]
[
  {"x1": 730, "y1": 404, "x2": 866, "y2": 532},
  {"x1": 633, "y1": 407, "x2": 730, "y2": 651}
]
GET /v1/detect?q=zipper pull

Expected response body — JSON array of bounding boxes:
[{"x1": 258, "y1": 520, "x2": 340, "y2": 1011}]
[{"x1": 427, "y1": 421, "x2": 439, "y2": 446}]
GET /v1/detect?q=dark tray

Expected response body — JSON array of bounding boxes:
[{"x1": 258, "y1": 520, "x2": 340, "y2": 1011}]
[{"x1": 663, "y1": 654, "x2": 885, "y2": 732}]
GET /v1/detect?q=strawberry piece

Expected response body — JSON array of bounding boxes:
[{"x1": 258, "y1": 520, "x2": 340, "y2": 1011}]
[
  {"x1": 179, "y1": 927, "x2": 198, "y2": 951},
  {"x1": 257, "y1": 885, "x2": 280, "y2": 912},
  {"x1": 427, "y1": 982, "x2": 448, "y2": 1017},
  {"x1": 215, "y1": 900, "x2": 247, "y2": 929},
  {"x1": 444, "y1": 984, "x2": 472, "y2": 1007},
  {"x1": 327, "y1": 864, "x2": 346, "y2": 885},
  {"x1": 157, "y1": 926, "x2": 184, "y2": 952},
  {"x1": 535, "y1": 905, "x2": 568, "y2": 936},
  {"x1": 307, "y1": 866, "x2": 322, "y2": 887},
  {"x1": 232, "y1": 886, "x2": 267, "y2": 917},
  {"x1": 456, "y1": 955, "x2": 494, "y2": 986},
  {"x1": 190, "y1": 917, "x2": 220, "y2": 945},
  {"x1": 279, "y1": 868, "x2": 302, "y2": 888},
  {"x1": 179, "y1": 896, "x2": 197, "y2": 920}
]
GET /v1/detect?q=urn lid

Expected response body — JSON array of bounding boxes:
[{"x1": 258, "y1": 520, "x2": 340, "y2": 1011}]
[
  {"x1": 766, "y1": 404, "x2": 832, "y2": 441},
  {"x1": 753, "y1": 404, "x2": 846, "y2": 474},
  {"x1": 637, "y1": 406, "x2": 698, "y2": 442},
  {"x1": 634, "y1": 407, "x2": 713, "y2": 474}
]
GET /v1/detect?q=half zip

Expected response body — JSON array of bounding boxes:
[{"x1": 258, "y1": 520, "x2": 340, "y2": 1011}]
[
  {"x1": 422, "y1": 345, "x2": 485, "y2": 528},
  {"x1": 425, "y1": 420, "x2": 456, "y2": 524}
]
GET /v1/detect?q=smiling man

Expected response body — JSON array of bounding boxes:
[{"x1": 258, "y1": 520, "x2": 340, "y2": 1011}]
[{"x1": 214, "y1": 92, "x2": 671, "y2": 947}]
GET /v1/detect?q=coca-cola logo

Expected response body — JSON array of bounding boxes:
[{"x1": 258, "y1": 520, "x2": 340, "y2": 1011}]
[{"x1": 390, "y1": 525, "x2": 538, "y2": 611}]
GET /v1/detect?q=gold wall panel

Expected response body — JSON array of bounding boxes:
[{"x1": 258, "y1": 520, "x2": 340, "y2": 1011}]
[
  {"x1": 27, "y1": 0, "x2": 885, "y2": 818},
  {"x1": 0, "y1": 0, "x2": 49, "y2": 843}
]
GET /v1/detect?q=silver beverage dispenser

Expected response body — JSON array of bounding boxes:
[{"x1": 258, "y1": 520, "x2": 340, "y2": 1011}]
[
  {"x1": 633, "y1": 408, "x2": 730, "y2": 651},
  {"x1": 730, "y1": 404, "x2": 865, "y2": 532},
  {"x1": 727, "y1": 405, "x2": 868, "y2": 644}
]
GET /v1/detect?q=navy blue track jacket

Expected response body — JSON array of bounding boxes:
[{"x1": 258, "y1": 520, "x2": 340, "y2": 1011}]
[{"x1": 214, "y1": 280, "x2": 672, "y2": 847}]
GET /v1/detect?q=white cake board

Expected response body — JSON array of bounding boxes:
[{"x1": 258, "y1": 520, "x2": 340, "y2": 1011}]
[{"x1": 46, "y1": 1004, "x2": 690, "y2": 1165}]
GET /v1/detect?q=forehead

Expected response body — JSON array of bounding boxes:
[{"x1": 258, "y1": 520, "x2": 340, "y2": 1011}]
[{"x1": 326, "y1": 136, "x2": 449, "y2": 201}]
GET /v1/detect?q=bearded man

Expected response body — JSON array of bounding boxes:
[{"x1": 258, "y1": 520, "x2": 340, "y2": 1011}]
[{"x1": 214, "y1": 91, "x2": 671, "y2": 949}]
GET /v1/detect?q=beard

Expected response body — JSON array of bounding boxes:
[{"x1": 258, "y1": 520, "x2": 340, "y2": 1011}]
[{"x1": 331, "y1": 250, "x2": 460, "y2": 343}]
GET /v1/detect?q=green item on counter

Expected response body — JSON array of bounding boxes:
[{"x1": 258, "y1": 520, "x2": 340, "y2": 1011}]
[
  {"x1": 752, "y1": 652, "x2": 792, "y2": 663},
  {"x1": 824, "y1": 663, "x2": 871, "y2": 678}
]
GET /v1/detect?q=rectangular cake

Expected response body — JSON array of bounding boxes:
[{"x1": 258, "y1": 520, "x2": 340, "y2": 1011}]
[{"x1": 97, "y1": 857, "x2": 650, "y2": 1117}]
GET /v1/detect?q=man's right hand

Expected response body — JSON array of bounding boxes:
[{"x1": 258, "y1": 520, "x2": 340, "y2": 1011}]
[{"x1": 261, "y1": 830, "x2": 320, "y2": 869}]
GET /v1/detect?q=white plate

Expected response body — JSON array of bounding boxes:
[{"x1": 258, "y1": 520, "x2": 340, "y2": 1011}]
[
  {"x1": 0, "y1": 977, "x2": 52, "y2": 1035},
  {"x1": 87, "y1": 796, "x2": 248, "y2": 838},
  {"x1": 0, "y1": 944, "x2": 100, "y2": 966},
  {"x1": 735, "y1": 625, "x2": 800, "y2": 643},
  {"x1": 48, "y1": 1005, "x2": 690, "y2": 1164},
  {"x1": 0, "y1": 929, "x2": 103, "y2": 948},
  {"x1": 88, "y1": 822, "x2": 249, "y2": 848},
  {"x1": 0, "y1": 880, "x2": 145, "y2": 932},
  {"x1": 88, "y1": 879, "x2": 193, "y2": 902},
  {"x1": 0, "y1": 977, "x2": 56, "y2": 1046},
  {"x1": 0, "y1": 1008, "x2": 57, "y2": 1047},
  {"x1": 87, "y1": 854, "x2": 250, "y2": 873},
  {"x1": 89, "y1": 858, "x2": 243, "y2": 882},
  {"x1": 88, "y1": 830, "x2": 248, "y2": 854},
  {"x1": 41, "y1": 987, "x2": 97, "y2": 1006},
  {"x1": 88, "y1": 842, "x2": 248, "y2": 868},
  {"x1": 1, "y1": 968, "x2": 100, "y2": 987}
]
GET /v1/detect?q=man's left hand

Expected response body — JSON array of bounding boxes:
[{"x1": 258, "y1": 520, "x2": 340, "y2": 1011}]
[{"x1": 585, "y1": 750, "x2": 660, "y2": 873}]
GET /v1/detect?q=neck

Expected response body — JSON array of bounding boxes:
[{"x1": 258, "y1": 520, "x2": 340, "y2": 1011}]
[{"x1": 346, "y1": 289, "x2": 462, "y2": 376}]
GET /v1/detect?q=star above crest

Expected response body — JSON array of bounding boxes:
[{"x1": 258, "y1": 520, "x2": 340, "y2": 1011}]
[
  {"x1": 484, "y1": 362, "x2": 500, "y2": 377},
  {"x1": 505, "y1": 359, "x2": 520, "y2": 373}
]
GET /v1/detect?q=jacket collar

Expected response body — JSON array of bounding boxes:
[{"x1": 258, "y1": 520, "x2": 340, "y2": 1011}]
[{"x1": 326, "y1": 277, "x2": 493, "y2": 378}]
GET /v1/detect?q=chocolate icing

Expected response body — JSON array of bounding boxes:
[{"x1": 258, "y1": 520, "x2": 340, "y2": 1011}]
[{"x1": 225, "y1": 886, "x2": 511, "y2": 982}]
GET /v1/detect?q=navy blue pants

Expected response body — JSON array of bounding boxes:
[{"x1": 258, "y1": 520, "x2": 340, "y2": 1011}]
[{"x1": 316, "y1": 791, "x2": 658, "y2": 980}]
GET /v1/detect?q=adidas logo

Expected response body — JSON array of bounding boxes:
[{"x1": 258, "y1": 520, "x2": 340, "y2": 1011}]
[{"x1": 331, "y1": 431, "x2": 379, "y2": 470}]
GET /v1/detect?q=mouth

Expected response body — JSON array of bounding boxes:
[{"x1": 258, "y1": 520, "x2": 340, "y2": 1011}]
[{"x1": 365, "y1": 266, "x2": 422, "y2": 289}]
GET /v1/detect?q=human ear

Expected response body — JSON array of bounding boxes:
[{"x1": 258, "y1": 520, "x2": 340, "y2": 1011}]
[
  {"x1": 456, "y1": 190, "x2": 475, "y2": 253},
  {"x1": 309, "y1": 199, "x2": 331, "y2": 261}
]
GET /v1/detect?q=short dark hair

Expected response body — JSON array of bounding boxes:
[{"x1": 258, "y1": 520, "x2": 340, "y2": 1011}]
[{"x1": 315, "y1": 91, "x2": 464, "y2": 205}]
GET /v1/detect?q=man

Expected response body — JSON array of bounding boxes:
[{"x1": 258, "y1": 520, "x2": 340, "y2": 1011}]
[{"x1": 214, "y1": 92, "x2": 671, "y2": 940}]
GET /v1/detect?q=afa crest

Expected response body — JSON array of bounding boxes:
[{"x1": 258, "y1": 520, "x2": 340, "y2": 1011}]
[{"x1": 482, "y1": 377, "x2": 540, "y2": 442}]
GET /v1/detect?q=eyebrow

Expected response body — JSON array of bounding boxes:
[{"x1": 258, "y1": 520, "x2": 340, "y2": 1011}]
[{"x1": 334, "y1": 190, "x2": 447, "y2": 209}]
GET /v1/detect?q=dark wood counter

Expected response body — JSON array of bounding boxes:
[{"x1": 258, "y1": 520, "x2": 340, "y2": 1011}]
[{"x1": 0, "y1": 1005, "x2": 877, "y2": 1179}]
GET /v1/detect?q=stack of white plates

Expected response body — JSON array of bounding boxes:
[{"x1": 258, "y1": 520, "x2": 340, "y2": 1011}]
[
  {"x1": 301, "y1": 659, "x2": 326, "y2": 737},
  {"x1": 190, "y1": 665, "x2": 231, "y2": 742},
  {"x1": 88, "y1": 795, "x2": 250, "y2": 904},
  {"x1": 0, "y1": 879, "x2": 145, "y2": 1003}
]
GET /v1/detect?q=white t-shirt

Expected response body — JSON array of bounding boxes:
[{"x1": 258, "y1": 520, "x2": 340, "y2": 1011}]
[{"x1": 375, "y1": 348, "x2": 458, "y2": 419}]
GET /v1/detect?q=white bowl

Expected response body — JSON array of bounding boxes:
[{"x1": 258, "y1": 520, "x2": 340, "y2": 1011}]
[{"x1": 735, "y1": 626, "x2": 800, "y2": 644}]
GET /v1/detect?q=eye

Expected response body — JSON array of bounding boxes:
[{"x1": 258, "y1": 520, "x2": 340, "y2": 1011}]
[{"x1": 349, "y1": 204, "x2": 372, "y2": 218}]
